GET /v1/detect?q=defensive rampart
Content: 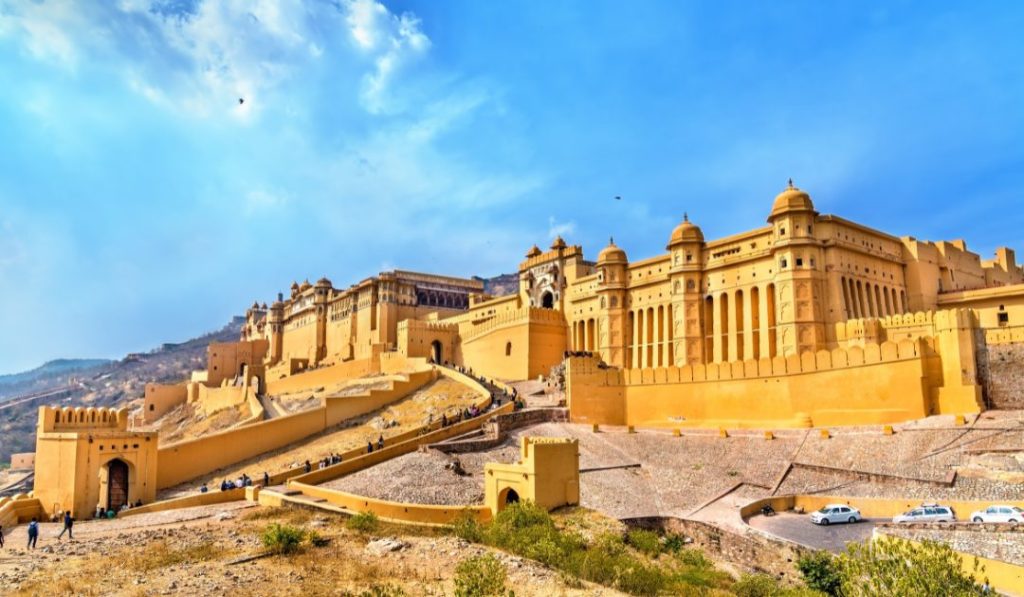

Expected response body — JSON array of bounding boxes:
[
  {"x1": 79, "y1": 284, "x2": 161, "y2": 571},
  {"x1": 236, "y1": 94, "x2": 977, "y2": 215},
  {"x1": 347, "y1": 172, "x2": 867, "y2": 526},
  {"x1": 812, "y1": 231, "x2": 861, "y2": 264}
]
[
  {"x1": 265, "y1": 356, "x2": 380, "y2": 395},
  {"x1": 155, "y1": 365, "x2": 437, "y2": 489},
  {"x1": 568, "y1": 340, "x2": 933, "y2": 428}
]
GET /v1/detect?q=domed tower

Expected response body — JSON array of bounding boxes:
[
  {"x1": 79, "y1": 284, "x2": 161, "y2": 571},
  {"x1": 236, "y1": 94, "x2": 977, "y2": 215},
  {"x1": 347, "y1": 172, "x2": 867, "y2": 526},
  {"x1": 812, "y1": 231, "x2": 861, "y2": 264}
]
[
  {"x1": 767, "y1": 180, "x2": 826, "y2": 356},
  {"x1": 667, "y1": 214, "x2": 707, "y2": 365},
  {"x1": 595, "y1": 239, "x2": 629, "y2": 367}
]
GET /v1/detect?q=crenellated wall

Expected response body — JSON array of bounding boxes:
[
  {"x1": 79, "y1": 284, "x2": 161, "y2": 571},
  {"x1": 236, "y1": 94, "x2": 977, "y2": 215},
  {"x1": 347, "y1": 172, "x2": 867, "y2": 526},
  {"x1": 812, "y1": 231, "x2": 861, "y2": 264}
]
[
  {"x1": 155, "y1": 364, "x2": 437, "y2": 489},
  {"x1": 567, "y1": 308, "x2": 985, "y2": 428}
]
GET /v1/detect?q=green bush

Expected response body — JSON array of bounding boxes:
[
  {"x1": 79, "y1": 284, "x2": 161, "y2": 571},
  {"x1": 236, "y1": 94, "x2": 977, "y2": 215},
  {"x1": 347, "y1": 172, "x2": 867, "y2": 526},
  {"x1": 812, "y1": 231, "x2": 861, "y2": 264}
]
[
  {"x1": 454, "y1": 554, "x2": 507, "y2": 597},
  {"x1": 626, "y1": 528, "x2": 662, "y2": 557},
  {"x1": 836, "y1": 537, "x2": 987, "y2": 597},
  {"x1": 454, "y1": 502, "x2": 729, "y2": 596},
  {"x1": 797, "y1": 551, "x2": 842, "y2": 596},
  {"x1": 449, "y1": 510, "x2": 484, "y2": 543},
  {"x1": 261, "y1": 523, "x2": 306, "y2": 555},
  {"x1": 347, "y1": 511, "x2": 380, "y2": 534},
  {"x1": 732, "y1": 573, "x2": 788, "y2": 597}
]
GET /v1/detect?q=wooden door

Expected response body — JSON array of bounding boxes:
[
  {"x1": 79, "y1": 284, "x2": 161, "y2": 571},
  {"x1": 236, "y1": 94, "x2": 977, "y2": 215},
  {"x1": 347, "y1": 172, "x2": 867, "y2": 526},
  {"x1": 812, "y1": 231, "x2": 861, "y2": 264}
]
[{"x1": 107, "y1": 460, "x2": 129, "y2": 511}]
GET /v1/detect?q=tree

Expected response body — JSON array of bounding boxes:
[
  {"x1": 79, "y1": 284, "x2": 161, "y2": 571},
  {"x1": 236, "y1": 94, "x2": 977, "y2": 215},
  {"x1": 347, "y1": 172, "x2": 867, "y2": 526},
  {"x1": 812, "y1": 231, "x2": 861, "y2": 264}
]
[
  {"x1": 797, "y1": 550, "x2": 842, "y2": 596},
  {"x1": 835, "y1": 537, "x2": 986, "y2": 597}
]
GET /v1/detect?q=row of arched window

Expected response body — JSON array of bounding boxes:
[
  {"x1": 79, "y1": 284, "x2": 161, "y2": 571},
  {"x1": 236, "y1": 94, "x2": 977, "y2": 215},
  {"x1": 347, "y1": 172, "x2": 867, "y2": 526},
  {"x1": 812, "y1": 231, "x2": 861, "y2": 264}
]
[
  {"x1": 841, "y1": 277, "x2": 906, "y2": 319},
  {"x1": 704, "y1": 284, "x2": 778, "y2": 363}
]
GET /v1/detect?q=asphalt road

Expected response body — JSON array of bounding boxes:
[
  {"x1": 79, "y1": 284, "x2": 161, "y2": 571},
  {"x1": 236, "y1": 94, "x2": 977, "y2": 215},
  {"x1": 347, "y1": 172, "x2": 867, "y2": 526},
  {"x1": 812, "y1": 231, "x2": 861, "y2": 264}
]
[{"x1": 747, "y1": 512, "x2": 882, "y2": 553}]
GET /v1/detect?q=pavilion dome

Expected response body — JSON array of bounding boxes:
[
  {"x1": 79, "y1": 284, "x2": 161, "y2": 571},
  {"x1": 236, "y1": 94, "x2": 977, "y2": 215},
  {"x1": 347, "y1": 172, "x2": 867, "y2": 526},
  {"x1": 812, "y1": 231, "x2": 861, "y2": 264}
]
[
  {"x1": 667, "y1": 214, "x2": 704, "y2": 248},
  {"x1": 769, "y1": 179, "x2": 815, "y2": 219},
  {"x1": 597, "y1": 238, "x2": 628, "y2": 264}
]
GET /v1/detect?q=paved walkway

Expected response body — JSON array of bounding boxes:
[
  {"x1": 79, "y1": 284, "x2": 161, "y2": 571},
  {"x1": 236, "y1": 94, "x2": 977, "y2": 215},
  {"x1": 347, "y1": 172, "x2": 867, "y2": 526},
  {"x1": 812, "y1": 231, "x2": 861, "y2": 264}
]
[{"x1": 747, "y1": 512, "x2": 880, "y2": 553}]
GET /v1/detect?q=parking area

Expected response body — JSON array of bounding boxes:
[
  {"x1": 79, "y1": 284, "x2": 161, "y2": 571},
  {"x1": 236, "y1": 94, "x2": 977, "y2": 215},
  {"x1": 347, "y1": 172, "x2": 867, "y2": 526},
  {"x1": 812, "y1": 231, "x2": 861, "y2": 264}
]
[{"x1": 746, "y1": 512, "x2": 881, "y2": 553}]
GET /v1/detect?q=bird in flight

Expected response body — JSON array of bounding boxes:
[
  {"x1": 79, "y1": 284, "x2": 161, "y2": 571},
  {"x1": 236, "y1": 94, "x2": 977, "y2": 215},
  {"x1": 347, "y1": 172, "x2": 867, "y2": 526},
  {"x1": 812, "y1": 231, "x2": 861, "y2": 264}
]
[
  {"x1": 614, "y1": 195, "x2": 621, "y2": 200},
  {"x1": 238, "y1": 98, "x2": 245, "y2": 105}
]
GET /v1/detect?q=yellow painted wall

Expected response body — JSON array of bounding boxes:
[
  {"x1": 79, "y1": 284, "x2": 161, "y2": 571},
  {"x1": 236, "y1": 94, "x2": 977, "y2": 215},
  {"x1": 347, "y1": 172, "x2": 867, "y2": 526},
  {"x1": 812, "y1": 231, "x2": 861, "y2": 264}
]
[
  {"x1": 120, "y1": 487, "x2": 247, "y2": 517},
  {"x1": 33, "y1": 407, "x2": 159, "y2": 519},
  {"x1": 264, "y1": 356, "x2": 378, "y2": 394},
  {"x1": 484, "y1": 437, "x2": 580, "y2": 514},
  {"x1": 0, "y1": 495, "x2": 44, "y2": 528},
  {"x1": 156, "y1": 364, "x2": 438, "y2": 489},
  {"x1": 143, "y1": 384, "x2": 188, "y2": 423}
]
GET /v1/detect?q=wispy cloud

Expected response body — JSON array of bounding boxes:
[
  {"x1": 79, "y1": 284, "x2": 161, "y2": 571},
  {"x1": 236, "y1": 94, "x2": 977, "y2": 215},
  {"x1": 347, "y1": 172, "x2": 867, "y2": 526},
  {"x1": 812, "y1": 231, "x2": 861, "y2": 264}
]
[{"x1": 547, "y1": 216, "x2": 576, "y2": 239}]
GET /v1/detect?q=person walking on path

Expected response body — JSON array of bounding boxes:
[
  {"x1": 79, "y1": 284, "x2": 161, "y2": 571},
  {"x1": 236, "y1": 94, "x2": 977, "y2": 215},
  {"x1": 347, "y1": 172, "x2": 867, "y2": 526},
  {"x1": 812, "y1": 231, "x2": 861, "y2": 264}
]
[
  {"x1": 26, "y1": 518, "x2": 39, "y2": 550},
  {"x1": 0, "y1": 522, "x2": 5, "y2": 548},
  {"x1": 57, "y1": 511, "x2": 74, "y2": 541}
]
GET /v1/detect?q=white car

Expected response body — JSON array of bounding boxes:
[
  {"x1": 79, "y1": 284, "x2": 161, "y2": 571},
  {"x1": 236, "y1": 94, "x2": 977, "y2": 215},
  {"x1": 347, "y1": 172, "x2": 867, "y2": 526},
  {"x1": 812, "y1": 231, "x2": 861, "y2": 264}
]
[
  {"x1": 893, "y1": 504, "x2": 956, "y2": 523},
  {"x1": 970, "y1": 505, "x2": 1023, "y2": 524},
  {"x1": 810, "y1": 504, "x2": 862, "y2": 525}
]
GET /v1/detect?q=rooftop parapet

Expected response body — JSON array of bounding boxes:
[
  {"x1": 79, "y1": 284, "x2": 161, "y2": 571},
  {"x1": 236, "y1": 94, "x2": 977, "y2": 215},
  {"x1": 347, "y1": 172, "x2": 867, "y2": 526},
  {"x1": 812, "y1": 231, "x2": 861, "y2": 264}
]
[{"x1": 38, "y1": 406, "x2": 129, "y2": 433}]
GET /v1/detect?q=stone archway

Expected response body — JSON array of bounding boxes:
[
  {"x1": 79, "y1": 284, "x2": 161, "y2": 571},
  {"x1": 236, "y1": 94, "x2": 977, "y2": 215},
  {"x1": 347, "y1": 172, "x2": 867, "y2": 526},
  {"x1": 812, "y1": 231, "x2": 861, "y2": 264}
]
[
  {"x1": 107, "y1": 459, "x2": 129, "y2": 512},
  {"x1": 431, "y1": 340, "x2": 443, "y2": 364},
  {"x1": 498, "y1": 487, "x2": 520, "y2": 510}
]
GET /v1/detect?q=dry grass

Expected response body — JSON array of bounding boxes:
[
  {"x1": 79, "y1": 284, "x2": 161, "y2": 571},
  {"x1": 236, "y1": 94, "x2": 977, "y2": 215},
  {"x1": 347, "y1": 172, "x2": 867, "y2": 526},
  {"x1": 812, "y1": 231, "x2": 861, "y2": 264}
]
[{"x1": 123, "y1": 540, "x2": 221, "y2": 572}]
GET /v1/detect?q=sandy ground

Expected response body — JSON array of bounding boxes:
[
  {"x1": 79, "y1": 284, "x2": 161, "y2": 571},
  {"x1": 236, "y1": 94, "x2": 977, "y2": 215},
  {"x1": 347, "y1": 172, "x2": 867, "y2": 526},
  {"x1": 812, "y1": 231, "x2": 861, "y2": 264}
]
[
  {"x1": 0, "y1": 502, "x2": 624, "y2": 597},
  {"x1": 160, "y1": 377, "x2": 481, "y2": 498}
]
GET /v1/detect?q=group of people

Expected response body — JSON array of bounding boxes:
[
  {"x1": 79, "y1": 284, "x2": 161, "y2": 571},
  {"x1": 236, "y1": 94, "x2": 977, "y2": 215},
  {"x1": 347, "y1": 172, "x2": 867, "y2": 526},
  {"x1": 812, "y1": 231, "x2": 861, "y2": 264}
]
[
  {"x1": 93, "y1": 501, "x2": 141, "y2": 519},
  {"x1": 367, "y1": 434, "x2": 385, "y2": 453},
  {"x1": 305, "y1": 452, "x2": 344, "y2": 472},
  {"x1": 215, "y1": 473, "x2": 255, "y2": 491}
]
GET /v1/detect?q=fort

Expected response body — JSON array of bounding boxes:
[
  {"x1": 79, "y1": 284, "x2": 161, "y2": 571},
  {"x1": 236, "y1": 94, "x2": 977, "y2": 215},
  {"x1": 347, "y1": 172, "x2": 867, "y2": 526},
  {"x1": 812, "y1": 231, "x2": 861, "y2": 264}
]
[{"x1": 5, "y1": 182, "x2": 1024, "y2": 594}]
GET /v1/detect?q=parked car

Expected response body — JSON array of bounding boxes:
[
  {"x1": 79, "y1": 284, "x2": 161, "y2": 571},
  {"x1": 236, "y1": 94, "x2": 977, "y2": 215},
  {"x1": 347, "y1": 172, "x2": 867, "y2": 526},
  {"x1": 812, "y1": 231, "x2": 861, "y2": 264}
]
[
  {"x1": 810, "y1": 504, "x2": 862, "y2": 525},
  {"x1": 893, "y1": 503, "x2": 956, "y2": 523},
  {"x1": 970, "y1": 505, "x2": 1023, "y2": 524}
]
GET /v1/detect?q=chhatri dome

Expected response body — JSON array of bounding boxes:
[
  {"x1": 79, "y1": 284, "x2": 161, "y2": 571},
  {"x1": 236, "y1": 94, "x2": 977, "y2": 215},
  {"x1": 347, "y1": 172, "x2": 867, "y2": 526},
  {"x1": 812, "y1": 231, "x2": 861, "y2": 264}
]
[
  {"x1": 667, "y1": 213, "x2": 704, "y2": 248},
  {"x1": 769, "y1": 179, "x2": 815, "y2": 219},
  {"x1": 597, "y1": 237, "x2": 628, "y2": 264}
]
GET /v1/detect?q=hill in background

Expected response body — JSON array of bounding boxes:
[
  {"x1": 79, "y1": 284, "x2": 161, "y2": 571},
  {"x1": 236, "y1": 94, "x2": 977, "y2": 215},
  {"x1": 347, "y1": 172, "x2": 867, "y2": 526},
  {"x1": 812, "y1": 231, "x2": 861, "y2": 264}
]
[{"x1": 0, "y1": 318, "x2": 243, "y2": 465}]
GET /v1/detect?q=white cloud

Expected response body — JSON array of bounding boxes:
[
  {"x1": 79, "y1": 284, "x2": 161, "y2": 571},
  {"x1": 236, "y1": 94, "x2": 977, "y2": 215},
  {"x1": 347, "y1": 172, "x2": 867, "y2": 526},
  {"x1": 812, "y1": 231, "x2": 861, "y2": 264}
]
[
  {"x1": 243, "y1": 188, "x2": 290, "y2": 216},
  {"x1": 0, "y1": 0, "x2": 431, "y2": 121},
  {"x1": 547, "y1": 216, "x2": 576, "y2": 239}
]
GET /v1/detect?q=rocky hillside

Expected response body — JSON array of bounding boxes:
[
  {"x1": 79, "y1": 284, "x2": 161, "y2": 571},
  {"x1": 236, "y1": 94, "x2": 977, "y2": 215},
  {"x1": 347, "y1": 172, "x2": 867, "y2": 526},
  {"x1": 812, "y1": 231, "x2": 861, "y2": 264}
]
[
  {"x1": 478, "y1": 272, "x2": 518, "y2": 297},
  {"x1": 0, "y1": 359, "x2": 115, "y2": 401},
  {"x1": 0, "y1": 318, "x2": 242, "y2": 465}
]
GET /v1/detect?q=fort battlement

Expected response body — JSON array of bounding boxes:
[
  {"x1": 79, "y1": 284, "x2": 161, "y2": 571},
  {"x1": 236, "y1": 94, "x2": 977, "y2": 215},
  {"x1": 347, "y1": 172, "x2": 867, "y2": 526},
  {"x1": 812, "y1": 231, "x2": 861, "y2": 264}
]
[
  {"x1": 39, "y1": 406, "x2": 130, "y2": 433},
  {"x1": 460, "y1": 307, "x2": 566, "y2": 345},
  {"x1": 567, "y1": 337, "x2": 924, "y2": 388}
]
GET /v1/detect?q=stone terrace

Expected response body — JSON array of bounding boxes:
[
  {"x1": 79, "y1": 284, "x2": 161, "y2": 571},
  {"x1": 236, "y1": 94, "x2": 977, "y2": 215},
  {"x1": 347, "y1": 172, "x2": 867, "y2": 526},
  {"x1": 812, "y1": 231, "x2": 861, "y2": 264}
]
[{"x1": 324, "y1": 416, "x2": 1024, "y2": 520}]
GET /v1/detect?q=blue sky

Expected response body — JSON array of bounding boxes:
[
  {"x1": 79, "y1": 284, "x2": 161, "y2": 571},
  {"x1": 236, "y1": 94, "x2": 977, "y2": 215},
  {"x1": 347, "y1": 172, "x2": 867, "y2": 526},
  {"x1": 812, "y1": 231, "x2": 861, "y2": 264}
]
[{"x1": 1, "y1": 1, "x2": 1022, "y2": 373}]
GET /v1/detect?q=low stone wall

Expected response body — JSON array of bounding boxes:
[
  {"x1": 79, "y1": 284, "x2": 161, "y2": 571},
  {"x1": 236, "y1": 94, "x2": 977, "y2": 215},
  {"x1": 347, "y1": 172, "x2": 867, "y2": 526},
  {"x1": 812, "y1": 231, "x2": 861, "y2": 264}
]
[
  {"x1": 120, "y1": 488, "x2": 247, "y2": 518},
  {"x1": 790, "y1": 461, "x2": 957, "y2": 488},
  {"x1": 0, "y1": 494, "x2": 45, "y2": 527},
  {"x1": 740, "y1": 495, "x2": 1024, "y2": 523},
  {"x1": 429, "y1": 408, "x2": 567, "y2": 454},
  {"x1": 623, "y1": 516, "x2": 809, "y2": 582},
  {"x1": 977, "y1": 342, "x2": 1024, "y2": 410}
]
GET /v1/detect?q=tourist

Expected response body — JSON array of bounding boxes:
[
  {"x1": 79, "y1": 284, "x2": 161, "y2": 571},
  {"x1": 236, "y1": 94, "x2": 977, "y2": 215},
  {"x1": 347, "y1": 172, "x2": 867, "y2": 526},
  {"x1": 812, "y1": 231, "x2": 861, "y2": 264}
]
[
  {"x1": 367, "y1": 441, "x2": 374, "y2": 454},
  {"x1": 263, "y1": 472, "x2": 270, "y2": 487},
  {"x1": 57, "y1": 511, "x2": 74, "y2": 541},
  {"x1": 441, "y1": 413, "x2": 448, "y2": 427},
  {"x1": 200, "y1": 483, "x2": 208, "y2": 493},
  {"x1": 304, "y1": 460, "x2": 312, "y2": 473},
  {"x1": 26, "y1": 518, "x2": 38, "y2": 550},
  {"x1": 377, "y1": 435, "x2": 384, "y2": 450},
  {"x1": 135, "y1": 500, "x2": 143, "y2": 508},
  {"x1": 0, "y1": 522, "x2": 4, "y2": 548},
  {"x1": 95, "y1": 504, "x2": 104, "y2": 519}
]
